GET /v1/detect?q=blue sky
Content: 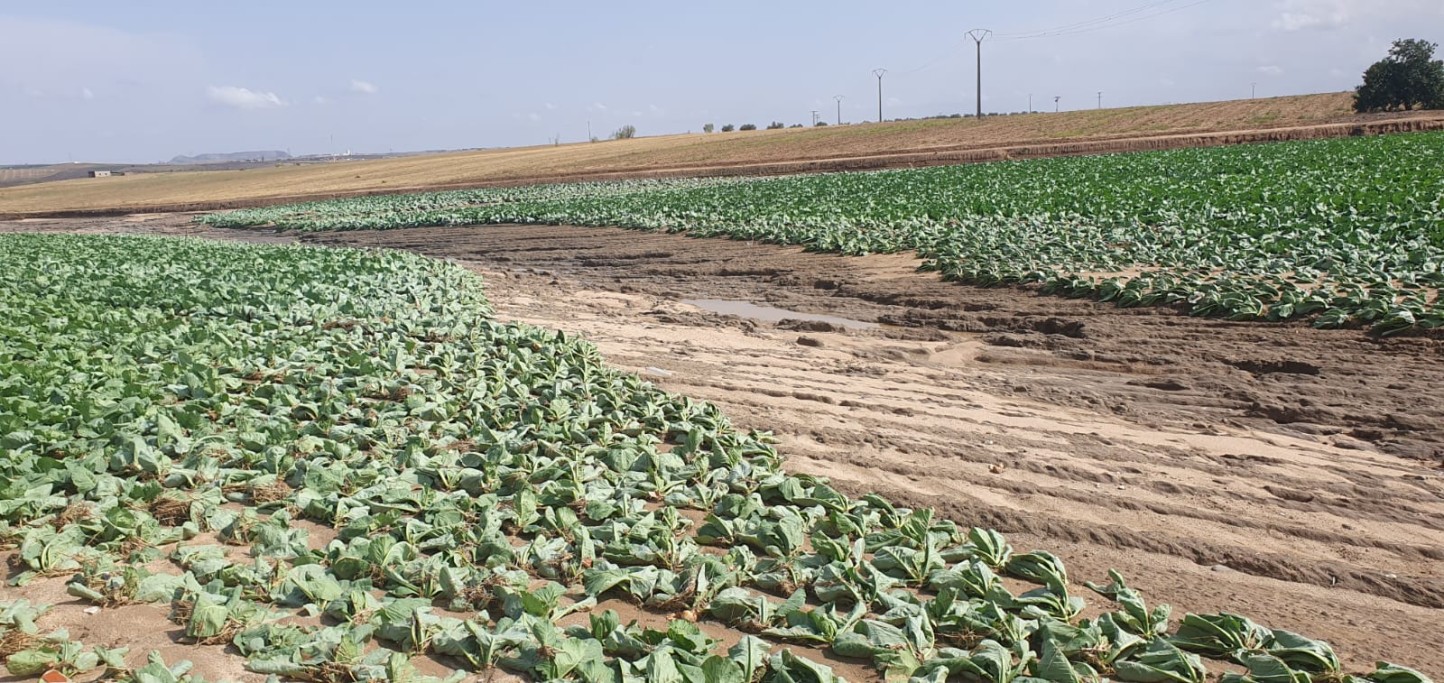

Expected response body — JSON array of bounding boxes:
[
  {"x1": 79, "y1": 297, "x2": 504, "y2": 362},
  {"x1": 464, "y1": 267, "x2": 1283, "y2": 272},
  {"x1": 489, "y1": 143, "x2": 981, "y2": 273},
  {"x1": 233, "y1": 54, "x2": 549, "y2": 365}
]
[{"x1": 3, "y1": 0, "x2": 1441, "y2": 164}]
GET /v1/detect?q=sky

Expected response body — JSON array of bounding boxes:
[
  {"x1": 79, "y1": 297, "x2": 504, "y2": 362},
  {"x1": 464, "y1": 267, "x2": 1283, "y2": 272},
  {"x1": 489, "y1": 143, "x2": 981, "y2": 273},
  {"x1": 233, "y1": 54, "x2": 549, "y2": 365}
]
[{"x1": 2, "y1": 0, "x2": 1442, "y2": 164}]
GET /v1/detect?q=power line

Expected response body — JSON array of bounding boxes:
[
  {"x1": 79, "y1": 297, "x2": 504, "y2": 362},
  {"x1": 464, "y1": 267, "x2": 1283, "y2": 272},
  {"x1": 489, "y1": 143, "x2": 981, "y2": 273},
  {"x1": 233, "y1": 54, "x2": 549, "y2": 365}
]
[
  {"x1": 894, "y1": 39, "x2": 967, "y2": 75},
  {"x1": 846, "y1": 1, "x2": 1212, "y2": 125}
]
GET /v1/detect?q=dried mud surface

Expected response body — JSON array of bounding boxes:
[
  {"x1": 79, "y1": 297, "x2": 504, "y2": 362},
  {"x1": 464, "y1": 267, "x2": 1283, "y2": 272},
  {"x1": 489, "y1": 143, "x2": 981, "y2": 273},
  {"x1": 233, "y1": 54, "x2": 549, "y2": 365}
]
[{"x1": 5, "y1": 215, "x2": 1444, "y2": 678}]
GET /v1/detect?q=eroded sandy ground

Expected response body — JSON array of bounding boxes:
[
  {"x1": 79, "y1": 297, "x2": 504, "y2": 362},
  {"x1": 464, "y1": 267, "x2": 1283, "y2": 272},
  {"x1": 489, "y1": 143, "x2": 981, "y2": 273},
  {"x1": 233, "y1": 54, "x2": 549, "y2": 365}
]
[{"x1": 4, "y1": 215, "x2": 1443, "y2": 678}]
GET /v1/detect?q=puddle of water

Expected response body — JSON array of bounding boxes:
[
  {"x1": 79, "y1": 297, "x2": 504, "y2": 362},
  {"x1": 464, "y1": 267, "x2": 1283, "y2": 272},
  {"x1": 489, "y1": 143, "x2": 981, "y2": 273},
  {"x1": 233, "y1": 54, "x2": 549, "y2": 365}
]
[{"x1": 683, "y1": 299, "x2": 878, "y2": 330}]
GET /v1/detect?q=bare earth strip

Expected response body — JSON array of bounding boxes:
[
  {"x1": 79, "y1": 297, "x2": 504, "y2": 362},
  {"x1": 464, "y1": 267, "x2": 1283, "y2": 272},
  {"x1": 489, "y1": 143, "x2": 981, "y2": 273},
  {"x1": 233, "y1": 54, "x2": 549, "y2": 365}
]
[
  {"x1": 5, "y1": 93, "x2": 1444, "y2": 217},
  {"x1": 5, "y1": 215, "x2": 1441, "y2": 678}
]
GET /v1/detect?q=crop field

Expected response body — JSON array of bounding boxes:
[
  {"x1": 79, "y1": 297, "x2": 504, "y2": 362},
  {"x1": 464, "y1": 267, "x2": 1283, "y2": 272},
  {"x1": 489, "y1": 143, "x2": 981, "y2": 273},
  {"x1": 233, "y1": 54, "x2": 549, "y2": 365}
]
[
  {"x1": 7, "y1": 93, "x2": 1444, "y2": 217},
  {"x1": 1, "y1": 233, "x2": 1435, "y2": 683},
  {"x1": 202, "y1": 131, "x2": 1444, "y2": 334}
]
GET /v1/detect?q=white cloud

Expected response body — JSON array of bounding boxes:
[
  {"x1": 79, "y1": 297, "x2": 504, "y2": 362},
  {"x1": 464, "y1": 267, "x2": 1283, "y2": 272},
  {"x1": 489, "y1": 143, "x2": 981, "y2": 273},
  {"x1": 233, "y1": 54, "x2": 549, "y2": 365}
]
[
  {"x1": 587, "y1": 102, "x2": 608, "y2": 112},
  {"x1": 1272, "y1": 0, "x2": 1442, "y2": 31},
  {"x1": 313, "y1": 95, "x2": 329, "y2": 105},
  {"x1": 1271, "y1": 0, "x2": 1351, "y2": 31},
  {"x1": 207, "y1": 85, "x2": 285, "y2": 109},
  {"x1": 349, "y1": 79, "x2": 378, "y2": 95},
  {"x1": 81, "y1": 87, "x2": 94, "y2": 100},
  {"x1": 1272, "y1": 0, "x2": 1444, "y2": 29},
  {"x1": 527, "y1": 113, "x2": 541, "y2": 122},
  {"x1": 1257, "y1": 65, "x2": 1285, "y2": 76},
  {"x1": 1274, "y1": 13, "x2": 1328, "y2": 31},
  {"x1": 545, "y1": 102, "x2": 557, "y2": 110}
]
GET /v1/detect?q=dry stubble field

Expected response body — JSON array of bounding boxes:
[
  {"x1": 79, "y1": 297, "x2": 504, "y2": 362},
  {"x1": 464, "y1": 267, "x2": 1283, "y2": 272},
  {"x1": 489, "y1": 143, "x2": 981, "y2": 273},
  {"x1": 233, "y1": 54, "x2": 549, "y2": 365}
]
[{"x1": 5, "y1": 93, "x2": 1444, "y2": 217}]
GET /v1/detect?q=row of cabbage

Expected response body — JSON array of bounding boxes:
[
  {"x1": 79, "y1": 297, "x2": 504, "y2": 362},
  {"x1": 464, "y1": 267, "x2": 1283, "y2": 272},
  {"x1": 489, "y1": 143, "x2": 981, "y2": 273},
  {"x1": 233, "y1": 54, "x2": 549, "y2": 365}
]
[
  {"x1": 0, "y1": 234, "x2": 1433, "y2": 683},
  {"x1": 202, "y1": 132, "x2": 1444, "y2": 333},
  {"x1": 206, "y1": 177, "x2": 752, "y2": 231}
]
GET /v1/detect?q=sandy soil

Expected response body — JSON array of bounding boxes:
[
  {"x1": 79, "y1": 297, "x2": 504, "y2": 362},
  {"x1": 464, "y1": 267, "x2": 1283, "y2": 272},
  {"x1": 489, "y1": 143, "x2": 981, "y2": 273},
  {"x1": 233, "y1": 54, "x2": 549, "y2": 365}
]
[{"x1": 4, "y1": 215, "x2": 1443, "y2": 679}]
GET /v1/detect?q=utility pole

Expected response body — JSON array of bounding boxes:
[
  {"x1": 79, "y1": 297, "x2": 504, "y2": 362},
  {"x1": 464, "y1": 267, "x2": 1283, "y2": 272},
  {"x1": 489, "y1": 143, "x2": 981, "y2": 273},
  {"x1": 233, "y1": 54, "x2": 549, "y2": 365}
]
[
  {"x1": 1251, "y1": 82, "x2": 1257, "y2": 99},
  {"x1": 873, "y1": 68, "x2": 887, "y2": 122},
  {"x1": 587, "y1": 120, "x2": 592, "y2": 141},
  {"x1": 966, "y1": 29, "x2": 992, "y2": 119},
  {"x1": 1028, "y1": 93, "x2": 1033, "y2": 113},
  {"x1": 811, "y1": 110, "x2": 820, "y2": 126},
  {"x1": 834, "y1": 95, "x2": 845, "y2": 125},
  {"x1": 1054, "y1": 96, "x2": 1060, "y2": 113},
  {"x1": 1097, "y1": 91, "x2": 1103, "y2": 110}
]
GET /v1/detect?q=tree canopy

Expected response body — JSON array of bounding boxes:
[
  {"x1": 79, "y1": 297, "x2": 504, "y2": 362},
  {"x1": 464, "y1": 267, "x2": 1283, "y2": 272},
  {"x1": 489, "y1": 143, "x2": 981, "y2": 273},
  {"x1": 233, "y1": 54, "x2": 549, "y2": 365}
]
[{"x1": 1355, "y1": 39, "x2": 1444, "y2": 112}]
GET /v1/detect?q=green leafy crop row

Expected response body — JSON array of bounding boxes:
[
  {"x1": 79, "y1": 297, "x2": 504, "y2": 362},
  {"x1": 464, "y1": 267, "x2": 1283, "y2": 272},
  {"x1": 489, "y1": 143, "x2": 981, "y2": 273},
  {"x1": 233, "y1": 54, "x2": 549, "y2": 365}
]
[
  {"x1": 0, "y1": 235, "x2": 1433, "y2": 683},
  {"x1": 202, "y1": 132, "x2": 1444, "y2": 333}
]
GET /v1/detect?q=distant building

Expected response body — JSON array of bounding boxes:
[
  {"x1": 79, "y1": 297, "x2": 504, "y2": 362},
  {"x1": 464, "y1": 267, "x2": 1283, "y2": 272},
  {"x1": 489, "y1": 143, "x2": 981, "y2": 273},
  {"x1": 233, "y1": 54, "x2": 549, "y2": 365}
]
[{"x1": 89, "y1": 170, "x2": 112, "y2": 178}]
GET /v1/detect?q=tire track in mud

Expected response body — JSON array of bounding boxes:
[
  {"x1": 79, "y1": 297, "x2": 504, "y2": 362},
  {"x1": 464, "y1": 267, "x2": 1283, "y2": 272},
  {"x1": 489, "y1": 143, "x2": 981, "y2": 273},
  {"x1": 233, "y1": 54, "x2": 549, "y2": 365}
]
[
  {"x1": 11, "y1": 216, "x2": 1444, "y2": 677},
  {"x1": 650, "y1": 361, "x2": 1444, "y2": 599},
  {"x1": 298, "y1": 224, "x2": 1444, "y2": 675}
]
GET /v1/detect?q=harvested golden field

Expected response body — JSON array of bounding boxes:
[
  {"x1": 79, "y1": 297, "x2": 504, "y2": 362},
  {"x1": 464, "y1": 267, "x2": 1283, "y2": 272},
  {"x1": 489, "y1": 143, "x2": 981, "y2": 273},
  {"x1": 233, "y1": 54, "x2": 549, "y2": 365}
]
[
  {"x1": 4, "y1": 92, "x2": 1444, "y2": 216},
  {"x1": 0, "y1": 167, "x2": 60, "y2": 185}
]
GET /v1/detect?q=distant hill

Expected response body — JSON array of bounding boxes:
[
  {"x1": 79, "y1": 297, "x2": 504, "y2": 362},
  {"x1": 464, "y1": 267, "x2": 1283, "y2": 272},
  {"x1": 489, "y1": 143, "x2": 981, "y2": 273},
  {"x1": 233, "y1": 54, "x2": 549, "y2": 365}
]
[{"x1": 169, "y1": 150, "x2": 291, "y2": 165}]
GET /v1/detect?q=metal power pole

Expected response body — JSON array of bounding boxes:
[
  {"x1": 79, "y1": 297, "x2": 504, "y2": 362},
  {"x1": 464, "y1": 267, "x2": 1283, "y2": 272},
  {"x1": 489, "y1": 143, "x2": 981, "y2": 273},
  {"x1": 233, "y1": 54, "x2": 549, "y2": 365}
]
[
  {"x1": 811, "y1": 110, "x2": 820, "y2": 126},
  {"x1": 1251, "y1": 82, "x2": 1257, "y2": 99},
  {"x1": 1097, "y1": 91, "x2": 1103, "y2": 109},
  {"x1": 966, "y1": 30, "x2": 991, "y2": 119},
  {"x1": 873, "y1": 68, "x2": 887, "y2": 122},
  {"x1": 1028, "y1": 93, "x2": 1033, "y2": 113},
  {"x1": 1054, "y1": 96, "x2": 1060, "y2": 113},
  {"x1": 834, "y1": 95, "x2": 844, "y2": 125}
]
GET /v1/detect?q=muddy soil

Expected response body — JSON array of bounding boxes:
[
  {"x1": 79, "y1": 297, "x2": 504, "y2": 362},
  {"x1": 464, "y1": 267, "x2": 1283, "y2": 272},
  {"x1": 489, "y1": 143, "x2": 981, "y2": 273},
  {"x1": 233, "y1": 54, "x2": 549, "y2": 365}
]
[{"x1": 6, "y1": 215, "x2": 1444, "y2": 678}]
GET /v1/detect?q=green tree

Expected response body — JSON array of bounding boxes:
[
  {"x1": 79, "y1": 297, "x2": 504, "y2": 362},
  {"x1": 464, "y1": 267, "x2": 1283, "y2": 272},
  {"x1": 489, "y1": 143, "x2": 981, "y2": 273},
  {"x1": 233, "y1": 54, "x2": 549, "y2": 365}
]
[
  {"x1": 611, "y1": 124, "x2": 637, "y2": 140},
  {"x1": 1355, "y1": 39, "x2": 1444, "y2": 112}
]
